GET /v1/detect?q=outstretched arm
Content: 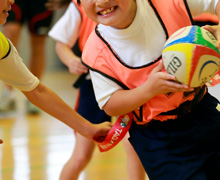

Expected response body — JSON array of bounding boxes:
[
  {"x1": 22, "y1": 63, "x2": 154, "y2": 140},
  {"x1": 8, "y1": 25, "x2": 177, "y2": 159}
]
[{"x1": 23, "y1": 83, "x2": 112, "y2": 140}]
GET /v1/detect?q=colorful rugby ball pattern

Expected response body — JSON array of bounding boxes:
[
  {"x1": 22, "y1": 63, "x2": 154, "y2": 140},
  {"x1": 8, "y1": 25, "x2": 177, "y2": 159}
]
[{"x1": 162, "y1": 25, "x2": 220, "y2": 87}]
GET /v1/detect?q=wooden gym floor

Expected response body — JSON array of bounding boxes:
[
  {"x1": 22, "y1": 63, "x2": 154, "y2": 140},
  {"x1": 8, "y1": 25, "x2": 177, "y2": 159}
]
[
  {"x1": 0, "y1": 70, "x2": 219, "y2": 180},
  {"x1": 0, "y1": 71, "x2": 148, "y2": 180}
]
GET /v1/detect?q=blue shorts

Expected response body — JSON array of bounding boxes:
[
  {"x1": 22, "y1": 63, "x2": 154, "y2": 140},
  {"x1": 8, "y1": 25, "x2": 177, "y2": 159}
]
[
  {"x1": 129, "y1": 92, "x2": 220, "y2": 180},
  {"x1": 6, "y1": 0, "x2": 53, "y2": 35},
  {"x1": 75, "y1": 79, "x2": 111, "y2": 124}
]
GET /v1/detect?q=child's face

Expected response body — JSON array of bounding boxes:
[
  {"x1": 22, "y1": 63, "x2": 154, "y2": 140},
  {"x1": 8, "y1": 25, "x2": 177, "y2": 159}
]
[
  {"x1": 81, "y1": 0, "x2": 137, "y2": 29},
  {"x1": 0, "y1": 0, "x2": 14, "y2": 25}
]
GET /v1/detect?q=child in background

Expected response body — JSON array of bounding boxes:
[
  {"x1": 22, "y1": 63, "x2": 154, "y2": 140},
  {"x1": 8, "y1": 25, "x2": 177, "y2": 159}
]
[
  {"x1": 1, "y1": 0, "x2": 54, "y2": 114},
  {"x1": 47, "y1": 0, "x2": 147, "y2": 179},
  {"x1": 80, "y1": 0, "x2": 220, "y2": 179},
  {"x1": 0, "y1": 0, "x2": 111, "y2": 147}
]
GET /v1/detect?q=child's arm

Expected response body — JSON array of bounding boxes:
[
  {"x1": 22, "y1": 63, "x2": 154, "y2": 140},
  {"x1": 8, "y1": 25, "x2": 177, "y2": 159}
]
[
  {"x1": 55, "y1": 41, "x2": 88, "y2": 75},
  {"x1": 23, "y1": 83, "x2": 112, "y2": 140},
  {"x1": 103, "y1": 62, "x2": 193, "y2": 116}
]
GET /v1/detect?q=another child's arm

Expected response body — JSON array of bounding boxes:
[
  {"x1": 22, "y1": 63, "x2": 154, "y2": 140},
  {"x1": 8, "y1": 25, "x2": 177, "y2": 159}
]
[
  {"x1": 55, "y1": 41, "x2": 88, "y2": 75},
  {"x1": 48, "y1": 2, "x2": 88, "y2": 75},
  {"x1": 103, "y1": 62, "x2": 193, "y2": 116},
  {"x1": 0, "y1": 35, "x2": 111, "y2": 143},
  {"x1": 23, "y1": 83, "x2": 112, "y2": 140}
]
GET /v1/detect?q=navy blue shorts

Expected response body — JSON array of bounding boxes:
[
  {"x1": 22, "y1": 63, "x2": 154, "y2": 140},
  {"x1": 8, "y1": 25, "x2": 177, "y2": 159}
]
[
  {"x1": 75, "y1": 79, "x2": 111, "y2": 124},
  {"x1": 6, "y1": 0, "x2": 53, "y2": 35},
  {"x1": 129, "y1": 92, "x2": 220, "y2": 180}
]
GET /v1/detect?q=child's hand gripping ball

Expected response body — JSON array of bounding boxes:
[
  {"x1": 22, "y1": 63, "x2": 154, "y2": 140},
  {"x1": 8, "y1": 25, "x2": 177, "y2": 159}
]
[{"x1": 162, "y1": 25, "x2": 220, "y2": 87}]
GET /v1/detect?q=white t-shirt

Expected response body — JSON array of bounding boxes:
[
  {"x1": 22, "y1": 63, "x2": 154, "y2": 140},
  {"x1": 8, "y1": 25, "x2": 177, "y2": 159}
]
[
  {"x1": 49, "y1": 2, "x2": 92, "y2": 80},
  {"x1": 48, "y1": 2, "x2": 81, "y2": 47},
  {"x1": 0, "y1": 33, "x2": 39, "y2": 91},
  {"x1": 89, "y1": 0, "x2": 219, "y2": 109}
]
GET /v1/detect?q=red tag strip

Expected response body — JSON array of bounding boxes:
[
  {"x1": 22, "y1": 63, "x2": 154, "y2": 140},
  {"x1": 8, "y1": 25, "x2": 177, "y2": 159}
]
[{"x1": 96, "y1": 112, "x2": 133, "y2": 152}]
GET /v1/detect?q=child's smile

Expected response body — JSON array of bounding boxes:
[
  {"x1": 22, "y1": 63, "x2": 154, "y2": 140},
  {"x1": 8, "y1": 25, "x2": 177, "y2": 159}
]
[
  {"x1": 81, "y1": 0, "x2": 137, "y2": 29},
  {"x1": 98, "y1": 6, "x2": 117, "y2": 16}
]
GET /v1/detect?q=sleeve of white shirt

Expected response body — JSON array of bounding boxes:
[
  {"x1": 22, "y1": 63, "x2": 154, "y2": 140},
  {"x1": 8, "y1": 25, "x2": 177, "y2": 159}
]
[
  {"x1": 0, "y1": 40, "x2": 39, "y2": 91},
  {"x1": 187, "y1": 0, "x2": 219, "y2": 16},
  {"x1": 90, "y1": 70, "x2": 122, "y2": 109},
  {"x1": 48, "y1": 2, "x2": 81, "y2": 47}
]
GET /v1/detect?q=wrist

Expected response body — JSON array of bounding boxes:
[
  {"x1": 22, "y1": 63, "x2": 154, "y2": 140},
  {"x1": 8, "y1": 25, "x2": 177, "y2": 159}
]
[{"x1": 84, "y1": 122, "x2": 96, "y2": 140}]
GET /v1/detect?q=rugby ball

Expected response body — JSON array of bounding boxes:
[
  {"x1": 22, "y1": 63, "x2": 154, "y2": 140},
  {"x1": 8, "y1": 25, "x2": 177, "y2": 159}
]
[{"x1": 162, "y1": 25, "x2": 220, "y2": 87}]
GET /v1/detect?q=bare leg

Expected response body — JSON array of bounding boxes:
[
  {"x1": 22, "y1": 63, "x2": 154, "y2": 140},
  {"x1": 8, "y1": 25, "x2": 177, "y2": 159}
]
[
  {"x1": 3, "y1": 22, "x2": 22, "y2": 47},
  {"x1": 4, "y1": 23, "x2": 47, "y2": 80},
  {"x1": 122, "y1": 133, "x2": 148, "y2": 180},
  {"x1": 29, "y1": 33, "x2": 47, "y2": 79},
  {"x1": 59, "y1": 133, "x2": 95, "y2": 180},
  {"x1": 23, "y1": 33, "x2": 48, "y2": 114}
]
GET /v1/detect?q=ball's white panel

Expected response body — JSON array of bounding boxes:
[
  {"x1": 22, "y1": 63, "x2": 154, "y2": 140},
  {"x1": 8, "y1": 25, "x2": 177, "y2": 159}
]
[{"x1": 162, "y1": 51, "x2": 188, "y2": 84}]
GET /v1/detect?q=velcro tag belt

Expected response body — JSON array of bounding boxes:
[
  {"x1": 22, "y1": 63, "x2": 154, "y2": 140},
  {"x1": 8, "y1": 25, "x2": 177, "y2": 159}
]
[{"x1": 96, "y1": 112, "x2": 133, "y2": 152}]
